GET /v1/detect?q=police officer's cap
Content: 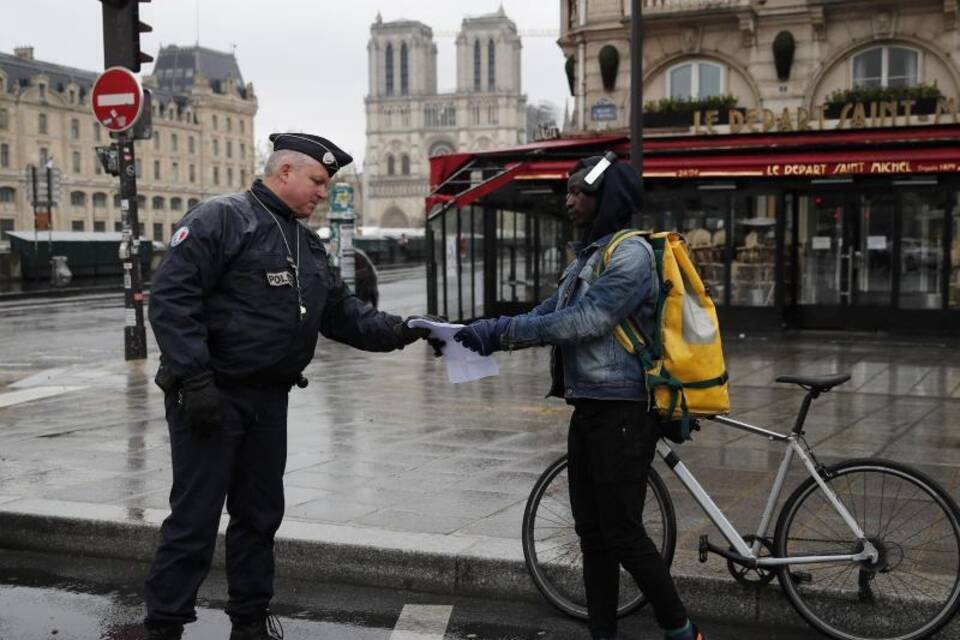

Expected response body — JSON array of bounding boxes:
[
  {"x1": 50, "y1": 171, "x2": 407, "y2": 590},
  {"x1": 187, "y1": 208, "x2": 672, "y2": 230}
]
[{"x1": 269, "y1": 133, "x2": 353, "y2": 178}]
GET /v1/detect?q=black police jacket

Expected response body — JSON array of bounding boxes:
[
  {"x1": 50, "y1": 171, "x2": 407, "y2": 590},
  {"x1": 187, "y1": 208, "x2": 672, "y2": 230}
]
[{"x1": 148, "y1": 181, "x2": 405, "y2": 386}]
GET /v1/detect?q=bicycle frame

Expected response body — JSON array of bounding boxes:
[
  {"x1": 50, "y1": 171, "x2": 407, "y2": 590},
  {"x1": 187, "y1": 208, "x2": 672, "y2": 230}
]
[{"x1": 657, "y1": 414, "x2": 879, "y2": 568}]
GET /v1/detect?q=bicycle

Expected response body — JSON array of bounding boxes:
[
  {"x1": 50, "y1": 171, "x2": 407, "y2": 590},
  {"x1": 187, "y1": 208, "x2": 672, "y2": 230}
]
[{"x1": 522, "y1": 373, "x2": 960, "y2": 640}]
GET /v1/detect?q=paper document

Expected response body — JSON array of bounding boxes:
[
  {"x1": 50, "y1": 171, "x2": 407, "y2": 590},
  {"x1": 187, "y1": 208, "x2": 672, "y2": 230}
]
[{"x1": 407, "y1": 318, "x2": 500, "y2": 384}]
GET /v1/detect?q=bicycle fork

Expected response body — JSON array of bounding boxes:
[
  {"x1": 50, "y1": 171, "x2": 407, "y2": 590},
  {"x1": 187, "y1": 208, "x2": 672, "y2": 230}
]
[{"x1": 656, "y1": 437, "x2": 880, "y2": 569}]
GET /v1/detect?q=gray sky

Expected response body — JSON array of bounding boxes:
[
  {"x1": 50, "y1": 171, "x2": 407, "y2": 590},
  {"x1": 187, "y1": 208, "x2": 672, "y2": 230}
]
[{"x1": 1, "y1": 1, "x2": 569, "y2": 168}]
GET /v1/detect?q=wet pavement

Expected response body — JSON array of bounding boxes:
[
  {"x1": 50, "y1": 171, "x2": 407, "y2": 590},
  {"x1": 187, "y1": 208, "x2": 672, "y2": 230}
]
[
  {"x1": 1, "y1": 281, "x2": 960, "y2": 634},
  {"x1": 0, "y1": 549, "x2": 816, "y2": 640}
]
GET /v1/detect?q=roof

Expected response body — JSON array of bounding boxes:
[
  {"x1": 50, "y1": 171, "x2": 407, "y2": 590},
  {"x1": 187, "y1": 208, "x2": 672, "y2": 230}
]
[
  {"x1": 0, "y1": 51, "x2": 97, "y2": 95},
  {"x1": 151, "y1": 45, "x2": 246, "y2": 97}
]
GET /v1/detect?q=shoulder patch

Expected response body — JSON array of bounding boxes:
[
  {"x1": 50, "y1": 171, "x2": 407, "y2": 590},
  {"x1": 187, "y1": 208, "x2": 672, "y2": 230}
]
[{"x1": 170, "y1": 226, "x2": 190, "y2": 247}]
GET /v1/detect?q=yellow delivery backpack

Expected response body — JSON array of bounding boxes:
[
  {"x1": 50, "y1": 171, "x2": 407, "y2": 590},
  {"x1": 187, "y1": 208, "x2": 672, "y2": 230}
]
[{"x1": 601, "y1": 230, "x2": 730, "y2": 439}]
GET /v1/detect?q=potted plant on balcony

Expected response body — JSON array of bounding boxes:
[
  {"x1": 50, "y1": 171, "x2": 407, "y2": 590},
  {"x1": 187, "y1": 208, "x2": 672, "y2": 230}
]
[
  {"x1": 643, "y1": 94, "x2": 738, "y2": 128},
  {"x1": 823, "y1": 83, "x2": 943, "y2": 119}
]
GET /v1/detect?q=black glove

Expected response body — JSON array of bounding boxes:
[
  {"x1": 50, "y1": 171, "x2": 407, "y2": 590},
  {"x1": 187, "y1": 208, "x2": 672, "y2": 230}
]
[
  {"x1": 402, "y1": 314, "x2": 448, "y2": 357},
  {"x1": 393, "y1": 316, "x2": 433, "y2": 348},
  {"x1": 154, "y1": 363, "x2": 178, "y2": 395},
  {"x1": 180, "y1": 372, "x2": 222, "y2": 437}
]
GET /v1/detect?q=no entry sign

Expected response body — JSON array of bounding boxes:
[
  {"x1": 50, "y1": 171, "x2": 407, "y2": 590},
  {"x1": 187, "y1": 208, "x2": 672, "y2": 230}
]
[{"x1": 91, "y1": 66, "x2": 143, "y2": 133}]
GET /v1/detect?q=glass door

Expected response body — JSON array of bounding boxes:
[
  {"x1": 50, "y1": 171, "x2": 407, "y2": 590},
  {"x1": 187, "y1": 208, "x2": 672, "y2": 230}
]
[{"x1": 797, "y1": 191, "x2": 895, "y2": 328}]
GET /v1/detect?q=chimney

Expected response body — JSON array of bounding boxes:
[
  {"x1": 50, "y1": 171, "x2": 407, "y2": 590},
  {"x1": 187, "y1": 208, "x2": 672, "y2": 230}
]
[{"x1": 14, "y1": 46, "x2": 34, "y2": 61}]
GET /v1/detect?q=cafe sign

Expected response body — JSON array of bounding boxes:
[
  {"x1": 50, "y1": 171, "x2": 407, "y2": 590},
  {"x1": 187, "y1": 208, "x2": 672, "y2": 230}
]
[{"x1": 692, "y1": 98, "x2": 960, "y2": 135}]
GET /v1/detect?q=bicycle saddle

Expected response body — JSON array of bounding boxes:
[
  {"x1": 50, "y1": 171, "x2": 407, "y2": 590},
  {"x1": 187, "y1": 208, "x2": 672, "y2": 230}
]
[{"x1": 775, "y1": 373, "x2": 851, "y2": 392}]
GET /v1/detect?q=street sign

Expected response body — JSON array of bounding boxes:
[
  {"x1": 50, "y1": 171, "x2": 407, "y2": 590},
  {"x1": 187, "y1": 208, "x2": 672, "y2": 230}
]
[
  {"x1": 24, "y1": 165, "x2": 62, "y2": 206},
  {"x1": 591, "y1": 97, "x2": 618, "y2": 122},
  {"x1": 91, "y1": 66, "x2": 143, "y2": 133}
]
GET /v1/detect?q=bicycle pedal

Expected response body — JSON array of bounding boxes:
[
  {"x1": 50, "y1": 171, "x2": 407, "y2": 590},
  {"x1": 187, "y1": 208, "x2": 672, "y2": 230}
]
[
  {"x1": 790, "y1": 571, "x2": 812, "y2": 584},
  {"x1": 698, "y1": 535, "x2": 709, "y2": 563}
]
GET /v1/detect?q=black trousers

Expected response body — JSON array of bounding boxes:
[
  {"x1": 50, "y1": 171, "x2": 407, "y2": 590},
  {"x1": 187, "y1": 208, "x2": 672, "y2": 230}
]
[
  {"x1": 144, "y1": 384, "x2": 288, "y2": 626},
  {"x1": 567, "y1": 399, "x2": 687, "y2": 638}
]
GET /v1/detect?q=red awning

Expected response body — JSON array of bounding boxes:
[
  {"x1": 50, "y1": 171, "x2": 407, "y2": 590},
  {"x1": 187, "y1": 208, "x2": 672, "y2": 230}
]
[{"x1": 426, "y1": 125, "x2": 960, "y2": 214}]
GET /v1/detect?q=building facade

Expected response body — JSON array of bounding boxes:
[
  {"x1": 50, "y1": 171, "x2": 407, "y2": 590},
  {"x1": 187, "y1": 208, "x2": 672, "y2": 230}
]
[
  {"x1": 363, "y1": 8, "x2": 527, "y2": 230},
  {"x1": 0, "y1": 44, "x2": 257, "y2": 244},
  {"x1": 553, "y1": 0, "x2": 960, "y2": 333}
]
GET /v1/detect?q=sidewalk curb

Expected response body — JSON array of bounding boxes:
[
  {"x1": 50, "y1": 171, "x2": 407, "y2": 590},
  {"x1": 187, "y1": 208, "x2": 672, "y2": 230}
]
[{"x1": 0, "y1": 507, "x2": 802, "y2": 630}]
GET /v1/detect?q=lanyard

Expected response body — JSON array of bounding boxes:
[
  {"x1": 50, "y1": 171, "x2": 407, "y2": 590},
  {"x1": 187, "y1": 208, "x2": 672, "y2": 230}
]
[{"x1": 249, "y1": 190, "x2": 307, "y2": 322}]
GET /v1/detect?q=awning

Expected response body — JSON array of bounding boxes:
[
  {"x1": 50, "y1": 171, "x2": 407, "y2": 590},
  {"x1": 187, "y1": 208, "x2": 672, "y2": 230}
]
[{"x1": 426, "y1": 125, "x2": 960, "y2": 214}]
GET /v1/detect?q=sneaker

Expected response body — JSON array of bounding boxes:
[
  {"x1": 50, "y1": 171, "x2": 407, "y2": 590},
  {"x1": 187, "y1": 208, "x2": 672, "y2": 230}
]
[
  {"x1": 143, "y1": 624, "x2": 183, "y2": 640},
  {"x1": 664, "y1": 622, "x2": 703, "y2": 640},
  {"x1": 229, "y1": 614, "x2": 284, "y2": 640}
]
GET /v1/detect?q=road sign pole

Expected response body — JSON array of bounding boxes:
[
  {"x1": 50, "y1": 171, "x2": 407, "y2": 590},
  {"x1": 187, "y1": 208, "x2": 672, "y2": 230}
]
[
  {"x1": 46, "y1": 165, "x2": 53, "y2": 254},
  {"x1": 30, "y1": 165, "x2": 38, "y2": 253},
  {"x1": 117, "y1": 131, "x2": 147, "y2": 360}
]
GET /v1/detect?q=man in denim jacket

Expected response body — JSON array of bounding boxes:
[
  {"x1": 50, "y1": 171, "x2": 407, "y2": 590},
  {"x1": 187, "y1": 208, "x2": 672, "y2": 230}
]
[{"x1": 456, "y1": 157, "x2": 703, "y2": 640}]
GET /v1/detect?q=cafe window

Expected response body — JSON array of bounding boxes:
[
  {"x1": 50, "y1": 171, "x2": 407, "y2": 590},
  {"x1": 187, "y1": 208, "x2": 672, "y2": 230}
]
[
  {"x1": 950, "y1": 196, "x2": 960, "y2": 309},
  {"x1": 900, "y1": 191, "x2": 946, "y2": 310},
  {"x1": 668, "y1": 60, "x2": 723, "y2": 100},
  {"x1": 649, "y1": 192, "x2": 728, "y2": 305},
  {"x1": 853, "y1": 46, "x2": 919, "y2": 89},
  {"x1": 730, "y1": 195, "x2": 777, "y2": 307}
]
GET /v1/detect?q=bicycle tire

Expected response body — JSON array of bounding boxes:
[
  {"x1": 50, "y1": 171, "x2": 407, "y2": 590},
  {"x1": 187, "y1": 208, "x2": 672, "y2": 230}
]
[
  {"x1": 521, "y1": 454, "x2": 677, "y2": 620},
  {"x1": 774, "y1": 458, "x2": 960, "y2": 640}
]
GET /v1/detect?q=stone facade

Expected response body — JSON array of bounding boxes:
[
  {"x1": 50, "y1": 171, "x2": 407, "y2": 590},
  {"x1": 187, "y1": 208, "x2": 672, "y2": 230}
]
[
  {"x1": 559, "y1": 0, "x2": 960, "y2": 133},
  {"x1": 364, "y1": 8, "x2": 527, "y2": 229},
  {"x1": 0, "y1": 45, "x2": 257, "y2": 243}
]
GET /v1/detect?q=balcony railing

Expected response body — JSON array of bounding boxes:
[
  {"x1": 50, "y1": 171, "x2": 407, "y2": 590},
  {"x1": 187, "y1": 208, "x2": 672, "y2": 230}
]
[{"x1": 642, "y1": 0, "x2": 750, "y2": 12}]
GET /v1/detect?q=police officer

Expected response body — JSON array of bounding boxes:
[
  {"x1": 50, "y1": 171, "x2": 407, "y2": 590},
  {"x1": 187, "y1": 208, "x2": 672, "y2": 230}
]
[{"x1": 143, "y1": 133, "x2": 431, "y2": 640}]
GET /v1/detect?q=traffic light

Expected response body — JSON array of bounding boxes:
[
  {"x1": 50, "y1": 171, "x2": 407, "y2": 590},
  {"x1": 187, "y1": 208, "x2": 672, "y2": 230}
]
[{"x1": 100, "y1": 0, "x2": 153, "y2": 72}]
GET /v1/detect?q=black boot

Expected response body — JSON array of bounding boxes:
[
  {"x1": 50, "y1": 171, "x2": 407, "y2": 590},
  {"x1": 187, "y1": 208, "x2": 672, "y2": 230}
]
[
  {"x1": 229, "y1": 614, "x2": 283, "y2": 640},
  {"x1": 143, "y1": 623, "x2": 183, "y2": 640}
]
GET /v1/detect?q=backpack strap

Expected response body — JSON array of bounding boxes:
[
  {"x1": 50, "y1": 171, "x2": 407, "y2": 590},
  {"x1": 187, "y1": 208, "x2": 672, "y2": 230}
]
[{"x1": 600, "y1": 229, "x2": 654, "y2": 367}]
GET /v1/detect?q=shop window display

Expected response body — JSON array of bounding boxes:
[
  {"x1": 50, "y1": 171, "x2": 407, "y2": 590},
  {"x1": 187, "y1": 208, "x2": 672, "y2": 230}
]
[
  {"x1": 900, "y1": 192, "x2": 946, "y2": 310},
  {"x1": 951, "y1": 198, "x2": 960, "y2": 309},
  {"x1": 730, "y1": 195, "x2": 777, "y2": 307},
  {"x1": 651, "y1": 193, "x2": 728, "y2": 305}
]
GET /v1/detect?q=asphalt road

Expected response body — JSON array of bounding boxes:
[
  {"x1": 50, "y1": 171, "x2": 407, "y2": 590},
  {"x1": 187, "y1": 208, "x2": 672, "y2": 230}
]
[{"x1": 0, "y1": 549, "x2": 816, "y2": 640}]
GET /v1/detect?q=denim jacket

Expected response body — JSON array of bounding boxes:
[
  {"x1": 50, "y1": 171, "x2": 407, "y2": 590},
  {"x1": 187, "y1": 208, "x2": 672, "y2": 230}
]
[{"x1": 501, "y1": 232, "x2": 658, "y2": 401}]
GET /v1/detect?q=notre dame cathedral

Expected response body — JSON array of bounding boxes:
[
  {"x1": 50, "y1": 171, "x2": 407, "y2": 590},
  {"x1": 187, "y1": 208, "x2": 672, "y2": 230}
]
[{"x1": 364, "y1": 7, "x2": 527, "y2": 229}]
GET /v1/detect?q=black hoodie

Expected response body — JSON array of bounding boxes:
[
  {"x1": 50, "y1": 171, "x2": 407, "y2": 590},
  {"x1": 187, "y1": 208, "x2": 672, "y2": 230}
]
[{"x1": 572, "y1": 156, "x2": 644, "y2": 245}]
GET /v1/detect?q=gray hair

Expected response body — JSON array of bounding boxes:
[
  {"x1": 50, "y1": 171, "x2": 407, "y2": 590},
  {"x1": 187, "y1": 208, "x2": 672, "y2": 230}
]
[{"x1": 263, "y1": 149, "x2": 315, "y2": 177}]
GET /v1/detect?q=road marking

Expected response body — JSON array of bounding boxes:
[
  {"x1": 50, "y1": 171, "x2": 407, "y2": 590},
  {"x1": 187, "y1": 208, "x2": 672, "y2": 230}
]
[
  {"x1": 0, "y1": 386, "x2": 86, "y2": 408},
  {"x1": 389, "y1": 604, "x2": 453, "y2": 640},
  {"x1": 96, "y1": 92, "x2": 136, "y2": 107}
]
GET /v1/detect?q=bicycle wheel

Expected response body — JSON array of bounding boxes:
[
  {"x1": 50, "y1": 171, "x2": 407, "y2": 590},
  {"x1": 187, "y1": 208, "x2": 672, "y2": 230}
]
[
  {"x1": 521, "y1": 454, "x2": 677, "y2": 620},
  {"x1": 774, "y1": 458, "x2": 960, "y2": 640}
]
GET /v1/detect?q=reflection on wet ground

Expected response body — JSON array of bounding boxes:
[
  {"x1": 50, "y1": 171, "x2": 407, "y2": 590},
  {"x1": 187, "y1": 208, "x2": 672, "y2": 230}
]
[{"x1": 0, "y1": 549, "x2": 813, "y2": 640}]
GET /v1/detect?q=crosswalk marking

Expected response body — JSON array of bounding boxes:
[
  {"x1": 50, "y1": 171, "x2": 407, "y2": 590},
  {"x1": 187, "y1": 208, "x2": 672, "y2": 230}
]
[{"x1": 389, "y1": 604, "x2": 453, "y2": 640}]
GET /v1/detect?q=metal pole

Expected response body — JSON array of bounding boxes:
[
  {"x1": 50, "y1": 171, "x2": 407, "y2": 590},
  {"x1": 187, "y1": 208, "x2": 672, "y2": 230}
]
[
  {"x1": 31, "y1": 165, "x2": 38, "y2": 254},
  {"x1": 117, "y1": 131, "x2": 147, "y2": 360},
  {"x1": 46, "y1": 165, "x2": 53, "y2": 255},
  {"x1": 630, "y1": 0, "x2": 645, "y2": 223}
]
